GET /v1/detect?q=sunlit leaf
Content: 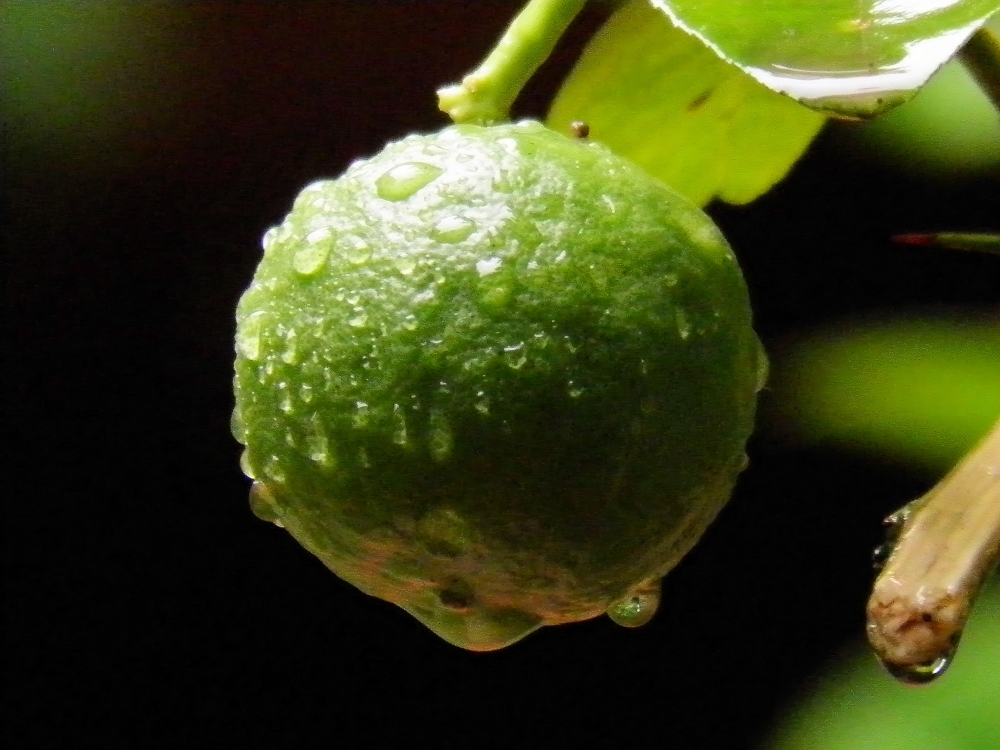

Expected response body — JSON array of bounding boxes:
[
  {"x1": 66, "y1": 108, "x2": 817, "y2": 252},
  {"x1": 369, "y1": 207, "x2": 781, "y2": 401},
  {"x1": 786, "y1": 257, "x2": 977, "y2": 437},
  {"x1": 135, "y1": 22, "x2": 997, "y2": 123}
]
[
  {"x1": 651, "y1": 0, "x2": 1000, "y2": 118},
  {"x1": 766, "y1": 314, "x2": 1000, "y2": 471},
  {"x1": 548, "y1": 0, "x2": 825, "y2": 207}
]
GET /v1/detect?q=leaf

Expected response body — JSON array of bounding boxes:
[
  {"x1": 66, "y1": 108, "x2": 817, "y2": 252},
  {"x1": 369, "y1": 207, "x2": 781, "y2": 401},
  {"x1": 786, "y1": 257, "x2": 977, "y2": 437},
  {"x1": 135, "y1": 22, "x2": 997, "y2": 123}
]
[
  {"x1": 547, "y1": 0, "x2": 825, "y2": 207},
  {"x1": 766, "y1": 314, "x2": 1000, "y2": 471},
  {"x1": 651, "y1": 0, "x2": 1000, "y2": 118}
]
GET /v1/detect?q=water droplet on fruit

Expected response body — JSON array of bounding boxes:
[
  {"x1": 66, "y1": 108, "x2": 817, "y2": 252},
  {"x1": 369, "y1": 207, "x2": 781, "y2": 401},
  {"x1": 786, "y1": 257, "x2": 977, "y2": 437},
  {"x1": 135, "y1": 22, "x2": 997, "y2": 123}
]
[
  {"x1": 293, "y1": 231, "x2": 331, "y2": 275},
  {"x1": 342, "y1": 238, "x2": 372, "y2": 264},
  {"x1": 306, "y1": 413, "x2": 335, "y2": 470},
  {"x1": 428, "y1": 408, "x2": 453, "y2": 463},
  {"x1": 607, "y1": 580, "x2": 661, "y2": 628},
  {"x1": 239, "y1": 448, "x2": 256, "y2": 479},
  {"x1": 375, "y1": 161, "x2": 443, "y2": 201},
  {"x1": 476, "y1": 257, "x2": 502, "y2": 277},
  {"x1": 230, "y1": 406, "x2": 247, "y2": 444},
  {"x1": 281, "y1": 330, "x2": 298, "y2": 364},
  {"x1": 392, "y1": 404, "x2": 409, "y2": 446},
  {"x1": 394, "y1": 255, "x2": 416, "y2": 275},
  {"x1": 248, "y1": 481, "x2": 281, "y2": 524},
  {"x1": 503, "y1": 343, "x2": 526, "y2": 370},
  {"x1": 261, "y1": 226, "x2": 279, "y2": 254},
  {"x1": 474, "y1": 392, "x2": 490, "y2": 416},
  {"x1": 237, "y1": 311, "x2": 266, "y2": 361},
  {"x1": 431, "y1": 216, "x2": 475, "y2": 244},
  {"x1": 675, "y1": 309, "x2": 691, "y2": 340}
]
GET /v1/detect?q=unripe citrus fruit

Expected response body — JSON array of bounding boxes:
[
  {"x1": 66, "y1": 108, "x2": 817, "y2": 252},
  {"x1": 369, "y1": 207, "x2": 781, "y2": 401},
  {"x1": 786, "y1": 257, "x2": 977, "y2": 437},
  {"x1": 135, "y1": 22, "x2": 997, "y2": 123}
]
[{"x1": 232, "y1": 120, "x2": 764, "y2": 651}]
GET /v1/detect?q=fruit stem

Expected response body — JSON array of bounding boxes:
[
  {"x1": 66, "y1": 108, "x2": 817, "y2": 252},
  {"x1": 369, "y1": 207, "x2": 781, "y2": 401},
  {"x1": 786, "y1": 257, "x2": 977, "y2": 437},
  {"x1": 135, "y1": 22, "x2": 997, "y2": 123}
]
[
  {"x1": 867, "y1": 417, "x2": 1000, "y2": 683},
  {"x1": 958, "y1": 25, "x2": 1000, "y2": 117},
  {"x1": 437, "y1": 0, "x2": 587, "y2": 125},
  {"x1": 893, "y1": 232, "x2": 1000, "y2": 255}
]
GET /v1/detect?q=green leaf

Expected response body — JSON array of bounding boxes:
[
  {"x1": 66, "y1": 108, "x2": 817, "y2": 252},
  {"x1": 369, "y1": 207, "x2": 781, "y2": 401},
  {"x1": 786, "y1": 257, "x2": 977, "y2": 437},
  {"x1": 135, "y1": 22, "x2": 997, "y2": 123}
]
[
  {"x1": 547, "y1": 0, "x2": 825, "y2": 207},
  {"x1": 766, "y1": 314, "x2": 1000, "y2": 471},
  {"x1": 651, "y1": 0, "x2": 1000, "y2": 118}
]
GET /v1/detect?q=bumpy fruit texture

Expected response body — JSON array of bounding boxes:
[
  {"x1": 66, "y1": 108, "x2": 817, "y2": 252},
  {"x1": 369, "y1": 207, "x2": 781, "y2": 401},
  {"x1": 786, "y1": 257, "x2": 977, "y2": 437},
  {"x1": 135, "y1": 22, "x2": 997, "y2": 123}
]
[{"x1": 233, "y1": 120, "x2": 764, "y2": 650}]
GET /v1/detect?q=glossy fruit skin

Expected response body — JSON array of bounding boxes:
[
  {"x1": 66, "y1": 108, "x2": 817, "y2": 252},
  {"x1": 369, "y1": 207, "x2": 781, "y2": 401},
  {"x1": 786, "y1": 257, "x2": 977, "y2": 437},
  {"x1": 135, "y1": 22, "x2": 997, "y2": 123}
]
[{"x1": 233, "y1": 120, "x2": 764, "y2": 650}]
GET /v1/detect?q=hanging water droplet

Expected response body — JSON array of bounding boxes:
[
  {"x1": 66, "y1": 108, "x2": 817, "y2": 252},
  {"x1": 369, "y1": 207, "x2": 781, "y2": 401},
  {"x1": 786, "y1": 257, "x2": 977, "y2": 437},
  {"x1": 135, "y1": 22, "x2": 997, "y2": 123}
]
[
  {"x1": 880, "y1": 650, "x2": 955, "y2": 686},
  {"x1": 607, "y1": 580, "x2": 661, "y2": 628},
  {"x1": 375, "y1": 161, "x2": 444, "y2": 201},
  {"x1": 230, "y1": 405, "x2": 247, "y2": 444},
  {"x1": 239, "y1": 448, "x2": 256, "y2": 479},
  {"x1": 237, "y1": 310, "x2": 266, "y2": 361},
  {"x1": 428, "y1": 408, "x2": 454, "y2": 463},
  {"x1": 248, "y1": 481, "x2": 282, "y2": 524},
  {"x1": 261, "y1": 226, "x2": 280, "y2": 254},
  {"x1": 431, "y1": 215, "x2": 475, "y2": 244}
]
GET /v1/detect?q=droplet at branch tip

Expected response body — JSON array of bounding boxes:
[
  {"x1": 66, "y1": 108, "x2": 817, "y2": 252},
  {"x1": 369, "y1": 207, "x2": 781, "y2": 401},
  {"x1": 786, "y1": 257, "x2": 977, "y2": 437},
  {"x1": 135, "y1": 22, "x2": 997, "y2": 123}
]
[{"x1": 866, "y1": 418, "x2": 1000, "y2": 685}]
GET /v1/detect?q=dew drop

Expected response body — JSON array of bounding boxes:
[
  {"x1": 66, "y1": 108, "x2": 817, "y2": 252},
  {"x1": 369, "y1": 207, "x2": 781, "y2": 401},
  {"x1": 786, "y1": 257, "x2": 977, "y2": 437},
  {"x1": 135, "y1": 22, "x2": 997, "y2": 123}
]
[
  {"x1": 375, "y1": 161, "x2": 444, "y2": 201},
  {"x1": 293, "y1": 236, "x2": 331, "y2": 276},
  {"x1": 306, "y1": 413, "x2": 335, "y2": 470},
  {"x1": 239, "y1": 448, "x2": 256, "y2": 479},
  {"x1": 237, "y1": 310, "x2": 266, "y2": 361},
  {"x1": 392, "y1": 404, "x2": 409, "y2": 447},
  {"x1": 230, "y1": 405, "x2": 247, "y2": 444},
  {"x1": 248, "y1": 481, "x2": 282, "y2": 524},
  {"x1": 503, "y1": 343, "x2": 526, "y2": 370},
  {"x1": 476, "y1": 256, "x2": 502, "y2": 277},
  {"x1": 281, "y1": 330, "x2": 298, "y2": 364},
  {"x1": 343, "y1": 238, "x2": 372, "y2": 264},
  {"x1": 394, "y1": 255, "x2": 416, "y2": 275},
  {"x1": 474, "y1": 393, "x2": 490, "y2": 416},
  {"x1": 263, "y1": 456, "x2": 286, "y2": 484},
  {"x1": 675, "y1": 309, "x2": 691, "y2": 340},
  {"x1": 261, "y1": 226, "x2": 280, "y2": 254},
  {"x1": 607, "y1": 580, "x2": 661, "y2": 628},
  {"x1": 880, "y1": 651, "x2": 955, "y2": 685},
  {"x1": 431, "y1": 216, "x2": 475, "y2": 244}
]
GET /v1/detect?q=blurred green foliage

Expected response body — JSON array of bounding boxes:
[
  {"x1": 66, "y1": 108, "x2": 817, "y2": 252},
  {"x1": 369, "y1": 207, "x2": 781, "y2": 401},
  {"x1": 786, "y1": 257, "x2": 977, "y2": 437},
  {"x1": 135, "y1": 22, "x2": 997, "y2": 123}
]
[{"x1": 767, "y1": 314, "x2": 1000, "y2": 472}]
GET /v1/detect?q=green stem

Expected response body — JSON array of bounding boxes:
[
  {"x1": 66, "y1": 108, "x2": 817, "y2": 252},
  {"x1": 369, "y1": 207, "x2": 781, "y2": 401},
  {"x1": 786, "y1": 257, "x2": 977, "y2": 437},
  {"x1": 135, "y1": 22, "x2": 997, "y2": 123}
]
[
  {"x1": 437, "y1": 0, "x2": 587, "y2": 125},
  {"x1": 958, "y1": 25, "x2": 1000, "y2": 117}
]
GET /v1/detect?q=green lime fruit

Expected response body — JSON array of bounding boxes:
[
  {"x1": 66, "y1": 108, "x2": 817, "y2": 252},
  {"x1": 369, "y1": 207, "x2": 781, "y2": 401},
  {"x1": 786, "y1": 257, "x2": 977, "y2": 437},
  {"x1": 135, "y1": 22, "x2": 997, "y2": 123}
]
[{"x1": 232, "y1": 120, "x2": 764, "y2": 651}]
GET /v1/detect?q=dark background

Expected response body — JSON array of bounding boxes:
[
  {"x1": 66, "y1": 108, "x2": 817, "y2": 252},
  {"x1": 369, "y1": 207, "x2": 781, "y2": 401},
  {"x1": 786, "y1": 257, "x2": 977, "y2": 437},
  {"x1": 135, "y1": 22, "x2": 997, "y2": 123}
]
[{"x1": 7, "y1": 2, "x2": 999, "y2": 747}]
